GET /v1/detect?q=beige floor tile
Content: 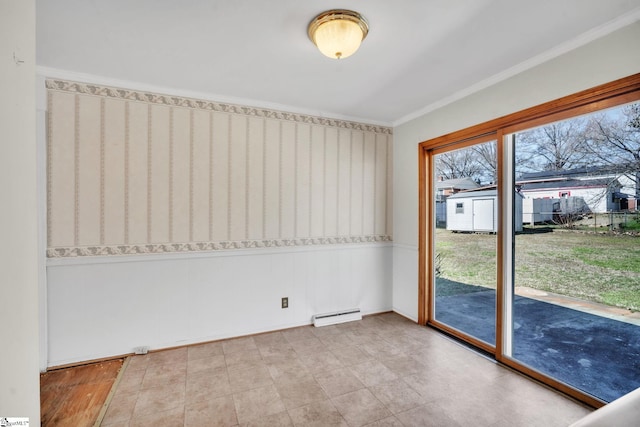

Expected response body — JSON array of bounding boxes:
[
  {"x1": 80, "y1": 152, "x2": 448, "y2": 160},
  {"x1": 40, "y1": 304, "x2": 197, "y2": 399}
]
[
  {"x1": 491, "y1": 411, "x2": 565, "y2": 427},
  {"x1": 394, "y1": 402, "x2": 461, "y2": 427},
  {"x1": 344, "y1": 330, "x2": 384, "y2": 346},
  {"x1": 254, "y1": 331, "x2": 288, "y2": 348},
  {"x1": 267, "y1": 357, "x2": 312, "y2": 382},
  {"x1": 271, "y1": 369, "x2": 315, "y2": 386},
  {"x1": 314, "y1": 367, "x2": 365, "y2": 397},
  {"x1": 319, "y1": 332, "x2": 359, "y2": 349},
  {"x1": 140, "y1": 361, "x2": 186, "y2": 390},
  {"x1": 380, "y1": 354, "x2": 429, "y2": 377},
  {"x1": 188, "y1": 341, "x2": 223, "y2": 361},
  {"x1": 538, "y1": 395, "x2": 591, "y2": 425},
  {"x1": 363, "y1": 415, "x2": 404, "y2": 426},
  {"x1": 407, "y1": 362, "x2": 484, "y2": 398},
  {"x1": 129, "y1": 406, "x2": 184, "y2": 427},
  {"x1": 185, "y1": 369, "x2": 232, "y2": 403},
  {"x1": 139, "y1": 372, "x2": 186, "y2": 391},
  {"x1": 143, "y1": 359, "x2": 187, "y2": 378},
  {"x1": 260, "y1": 345, "x2": 297, "y2": 365},
  {"x1": 411, "y1": 338, "x2": 469, "y2": 363},
  {"x1": 222, "y1": 336, "x2": 257, "y2": 355},
  {"x1": 102, "y1": 313, "x2": 594, "y2": 427},
  {"x1": 274, "y1": 377, "x2": 327, "y2": 409},
  {"x1": 334, "y1": 320, "x2": 364, "y2": 332},
  {"x1": 490, "y1": 370, "x2": 576, "y2": 409},
  {"x1": 224, "y1": 348, "x2": 264, "y2": 371},
  {"x1": 373, "y1": 322, "x2": 401, "y2": 333},
  {"x1": 114, "y1": 368, "x2": 145, "y2": 396},
  {"x1": 185, "y1": 394, "x2": 238, "y2": 427},
  {"x1": 380, "y1": 334, "x2": 424, "y2": 352},
  {"x1": 126, "y1": 354, "x2": 150, "y2": 372},
  {"x1": 133, "y1": 383, "x2": 185, "y2": 418},
  {"x1": 375, "y1": 327, "x2": 407, "y2": 341},
  {"x1": 360, "y1": 316, "x2": 392, "y2": 329},
  {"x1": 147, "y1": 347, "x2": 187, "y2": 366},
  {"x1": 228, "y1": 364, "x2": 273, "y2": 393},
  {"x1": 241, "y1": 410, "x2": 292, "y2": 426},
  {"x1": 402, "y1": 371, "x2": 456, "y2": 402},
  {"x1": 232, "y1": 384, "x2": 286, "y2": 424},
  {"x1": 348, "y1": 360, "x2": 398, "y2": 387},
  {"x1": 99, "y1": 420, "x2": 131, "y2": 427},
  {"x1": 493, "y1": 384, "x2": 591, "y2": 427},
  {"x1": 289, "y1": 337, "x2": 327, "y2": 356},
  {"x1": 447, "y1": 383, "x2": 510, "y2": 422},
  {"x1": 101, "y1": 391, "x2": 137, "y2": 425},
  {"x1": 369, "y1": 379, "x2": 425, "y2": 414},
  {"x1": 452, "y1": 352, "x2": 506, "y2": 383},
  {"x1": 187, "y1": 354, "x2": 226, "y2": 374},
  {"x1": 330, "y1": 345, "x2": 373, "y2": 367},
  {"x1": 299, "y1": 350, "x2": 344, "y2": 374},
  {"x1": 309, "y1": 325, "x2": 342, "y2": 339},
  {"x1": 331, "y1": 388, "x2": 392, "y2": 427},
  {"x1": 288, "y1": 399, "x2": 348, "y2": 426},
  {"x1": 358, "y1": 340, "x2": 404, "y2": 360},
  {"x1": 282, "y1": 326, "x2": 316, "y2": 343}
]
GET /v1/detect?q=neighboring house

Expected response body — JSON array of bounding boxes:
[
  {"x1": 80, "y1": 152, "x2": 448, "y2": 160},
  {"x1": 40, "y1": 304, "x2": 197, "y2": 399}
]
[
  {"x1": 518, "y1": 167, "x2": 638, "y2": 213},
  {"x1": 446, "y1": 189, "x2": 524, "y2": 233},
  {"x1": 436, "y1": 177, "x2": 481, "y2": 197},
  {"x1": 518, "y1": 179, "x2": 619, "y2": 213},
  {"x1": 436, "y1": 177, "x2": 480, "y2": 227}
]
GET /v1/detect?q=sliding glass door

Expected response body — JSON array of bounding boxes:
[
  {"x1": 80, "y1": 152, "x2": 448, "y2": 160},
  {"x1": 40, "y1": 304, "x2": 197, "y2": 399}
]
[
  {"x1": 431, "y1": 139, "x2": 498, "y2": 350},
  {"x1": 503, "y1": 103, "x2": 640, "y2": 403},
  {"x1": 419, "y1": 75, "x2": 640, "y2": 406}
]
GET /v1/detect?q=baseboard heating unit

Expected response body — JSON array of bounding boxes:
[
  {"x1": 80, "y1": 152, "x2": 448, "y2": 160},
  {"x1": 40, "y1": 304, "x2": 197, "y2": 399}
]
[{"x1": 313, "y1": 308, "x2": 362, "y2": 327}]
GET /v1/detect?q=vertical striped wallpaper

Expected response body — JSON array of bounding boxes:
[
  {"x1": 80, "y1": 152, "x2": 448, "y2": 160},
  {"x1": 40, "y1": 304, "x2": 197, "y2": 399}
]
[{"x1": 46, "y1": 80, "x2": 393, "y2": 257}]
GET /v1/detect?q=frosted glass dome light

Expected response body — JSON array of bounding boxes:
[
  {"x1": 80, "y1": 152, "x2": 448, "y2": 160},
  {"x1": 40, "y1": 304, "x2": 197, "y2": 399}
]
[{"x1": 308, "y1": 10, "x2": 369, "y2": 59}]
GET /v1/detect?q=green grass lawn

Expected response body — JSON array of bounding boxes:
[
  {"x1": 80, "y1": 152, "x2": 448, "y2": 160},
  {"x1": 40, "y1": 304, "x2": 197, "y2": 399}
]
[{"x1": 435, "y1": 228, "x2": 640, "y2": 311}]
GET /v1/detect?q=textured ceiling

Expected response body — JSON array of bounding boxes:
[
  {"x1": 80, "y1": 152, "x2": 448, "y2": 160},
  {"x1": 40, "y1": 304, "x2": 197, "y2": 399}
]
[{"x1": 37, "y1": 0, "x2": 640, "y2": 125}]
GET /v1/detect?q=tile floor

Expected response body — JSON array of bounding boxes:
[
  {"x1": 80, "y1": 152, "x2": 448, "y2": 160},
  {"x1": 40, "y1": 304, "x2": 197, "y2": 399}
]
[{"x1": 100, "y1": 313, "x2": 592, "y2": 426}]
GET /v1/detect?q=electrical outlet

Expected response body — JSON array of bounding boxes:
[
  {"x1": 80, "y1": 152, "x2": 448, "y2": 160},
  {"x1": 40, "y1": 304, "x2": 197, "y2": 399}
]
[{"x1": 282, "y1": 297, "x2": 289, "y2": 309}]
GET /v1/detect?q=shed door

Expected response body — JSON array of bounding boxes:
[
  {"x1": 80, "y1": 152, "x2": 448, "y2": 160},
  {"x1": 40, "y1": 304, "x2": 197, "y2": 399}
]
[{"x1": 472, "y1": 198, "x2": 494, "y2": 231}]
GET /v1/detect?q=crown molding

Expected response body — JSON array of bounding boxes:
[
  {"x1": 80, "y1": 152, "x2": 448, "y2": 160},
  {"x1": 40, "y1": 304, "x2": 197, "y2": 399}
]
[{"x1": 394, "y1": 8, "x2": 640, "y2": 127}]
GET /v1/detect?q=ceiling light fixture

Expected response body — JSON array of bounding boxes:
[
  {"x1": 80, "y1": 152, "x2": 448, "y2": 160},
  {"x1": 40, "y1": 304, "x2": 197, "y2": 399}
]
[{"x1": 308, "y1": 9, "x2": 369, "y2": 59}]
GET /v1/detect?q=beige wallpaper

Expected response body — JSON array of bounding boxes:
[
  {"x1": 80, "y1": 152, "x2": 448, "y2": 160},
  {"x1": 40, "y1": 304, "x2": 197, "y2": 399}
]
[{"x1": 46, "y1": 80, "x2": 393, "y2": 257}]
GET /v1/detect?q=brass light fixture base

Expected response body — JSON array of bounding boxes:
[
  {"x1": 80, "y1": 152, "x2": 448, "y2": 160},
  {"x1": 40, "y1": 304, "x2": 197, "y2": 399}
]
[{"x1": 308, "y1": 9, "x2": 369, "y2": 59}]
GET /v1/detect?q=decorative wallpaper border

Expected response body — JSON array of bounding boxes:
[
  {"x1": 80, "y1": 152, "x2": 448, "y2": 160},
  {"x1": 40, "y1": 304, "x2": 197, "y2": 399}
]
[
  {"x1": 47, "y1": 235, "x2": 393, "y2": 258},
  {"x1": 45, "y1": 80, "x2": 393, "y2": 134}
]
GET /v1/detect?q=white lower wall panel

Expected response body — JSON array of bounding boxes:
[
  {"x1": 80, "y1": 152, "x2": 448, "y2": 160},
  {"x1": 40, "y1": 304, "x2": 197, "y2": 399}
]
[
  {"x1": 392, "y1": 245, "x2": 418, "y2": 322},
  {"x1": 46, "y1": 244, "x2": 392, "y2": 367}
]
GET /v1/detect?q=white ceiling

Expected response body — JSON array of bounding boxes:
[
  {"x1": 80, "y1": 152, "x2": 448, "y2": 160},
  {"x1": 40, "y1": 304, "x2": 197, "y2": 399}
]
[{"x1": 36, "y1": 0, "x2": 640, "y2": 126}]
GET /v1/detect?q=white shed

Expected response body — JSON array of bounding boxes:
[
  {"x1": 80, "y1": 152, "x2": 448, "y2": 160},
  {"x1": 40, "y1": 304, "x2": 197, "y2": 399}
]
[{"x1": 446, "y1": 190, "x2": 523, "y2": 232}]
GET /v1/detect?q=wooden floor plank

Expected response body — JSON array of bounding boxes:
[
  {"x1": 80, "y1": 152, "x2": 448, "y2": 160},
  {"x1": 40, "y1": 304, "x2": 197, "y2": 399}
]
[{"x1": 40, "y1": 359, "x2": 124, "y2": 427}]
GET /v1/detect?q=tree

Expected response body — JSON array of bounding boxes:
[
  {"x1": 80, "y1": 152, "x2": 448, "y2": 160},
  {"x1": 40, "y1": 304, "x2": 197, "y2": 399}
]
[
  {"x1": 435, "y1": 140, "x2": 497, "y2": 185},
  {"x1": 472, "y1": 141, "x2": 497, "y2": 184},
  {"x1": 584, "y1": 103, "x2": 640, "y2": 198},
  {"x1": 435, "y1": 148, "x2": 483, "y2": 182},
  {"x1": 515, "y1": 119, "x2": 590, "y2": 172}
]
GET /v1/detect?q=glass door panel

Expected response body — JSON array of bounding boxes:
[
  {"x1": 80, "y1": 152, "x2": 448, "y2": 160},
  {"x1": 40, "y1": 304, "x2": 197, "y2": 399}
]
[
  {"x1": 507, "y1": 102, "x2": 640, "y2": 402},
  {"x1": 432, "y1": 140, "x2": 498, "y2": 346}
]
